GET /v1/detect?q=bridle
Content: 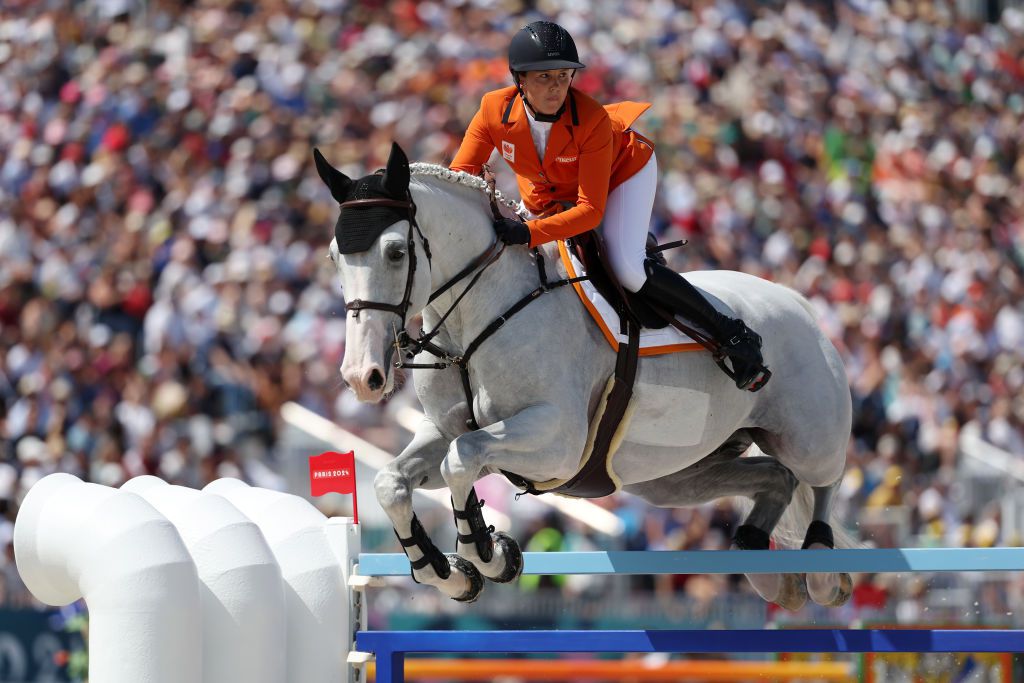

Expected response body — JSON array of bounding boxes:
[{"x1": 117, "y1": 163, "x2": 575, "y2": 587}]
[
  {"x1": 336, "y1": 181, "x2": 585, "y2": 430},
  {"x1": 340, "y1": 195, "x2": 431, "y2": 323},
  {"x1": 337, "y1": 191, "x2": 506, "y2": 380}
]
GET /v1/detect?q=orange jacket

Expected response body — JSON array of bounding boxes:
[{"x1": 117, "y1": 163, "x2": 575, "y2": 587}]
[{"x1": 450, "y1": 86, "x2": 654, "y2": 247}]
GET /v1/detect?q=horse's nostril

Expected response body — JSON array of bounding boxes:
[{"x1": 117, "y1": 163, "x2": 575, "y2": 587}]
[{"x1": 367, "y1": 369, "x2": 385, "y2": 391}]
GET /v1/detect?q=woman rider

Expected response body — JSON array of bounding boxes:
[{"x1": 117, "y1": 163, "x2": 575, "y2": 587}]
[{"x1": 450, "y1": 20, "x2": 768, "y2": 391}]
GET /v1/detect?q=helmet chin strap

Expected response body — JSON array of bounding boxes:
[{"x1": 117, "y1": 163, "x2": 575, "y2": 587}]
[{"x1": 513, "y1": 73, "x2": 573, "y2": 123}]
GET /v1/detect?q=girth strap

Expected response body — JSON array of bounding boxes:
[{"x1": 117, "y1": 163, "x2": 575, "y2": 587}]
[
  {"x1": 500, "y1": 230, "x2": 641, "y2": 499},
  {"x1": 502, "y1": 318, "x2": 640, "y2": 499}
]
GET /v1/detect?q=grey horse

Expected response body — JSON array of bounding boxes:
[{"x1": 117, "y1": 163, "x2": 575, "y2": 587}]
[{"x1": 316, "y1": 143, "x2": 854, "y2": 610}]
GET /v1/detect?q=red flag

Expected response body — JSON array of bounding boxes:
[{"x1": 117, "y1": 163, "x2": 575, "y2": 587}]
[{"x1": 309, "y1": 451, "x2": 358, "y2": 523}]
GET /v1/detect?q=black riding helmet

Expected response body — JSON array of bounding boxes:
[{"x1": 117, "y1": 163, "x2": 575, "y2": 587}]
[
  {"x1": 508, "y1": 20, "x2": 586, "y2": 72},
  {"x1": 508, "y1": 21, "x2": 585, "y2": 123}
]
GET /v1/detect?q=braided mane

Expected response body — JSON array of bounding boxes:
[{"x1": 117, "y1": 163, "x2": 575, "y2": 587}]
[{"x1": 409, "y1": 163, "x2": 524, "y2": 216}]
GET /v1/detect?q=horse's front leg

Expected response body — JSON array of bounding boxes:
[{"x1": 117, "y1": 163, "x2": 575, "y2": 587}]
[
  {"x1": 373, "y1": 419, "x2": 483, "y2": 602},
  {"x1": 441, "y1": 404, "x2": 573, "y2": 589}
]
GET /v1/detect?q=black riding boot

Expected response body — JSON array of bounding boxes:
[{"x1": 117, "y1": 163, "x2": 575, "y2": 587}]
[{"x1": 639, "y1": 261, "x2": 770, "y2": 391}]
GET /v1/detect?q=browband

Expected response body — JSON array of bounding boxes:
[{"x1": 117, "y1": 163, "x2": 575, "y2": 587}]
[{"x1": 340, "y1": 198, "x2": 415, "y2": 211}]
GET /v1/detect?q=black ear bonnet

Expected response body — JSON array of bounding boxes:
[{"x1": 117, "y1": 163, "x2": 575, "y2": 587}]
[
  {"x1": 314, "y1": 143, "x2": 412, "y2": 254},
  {"x1": 333, "y1": 172, "x2": 410, "y2": 254}
]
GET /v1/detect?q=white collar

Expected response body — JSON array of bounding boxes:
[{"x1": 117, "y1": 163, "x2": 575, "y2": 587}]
[{"x1": 524, "y1": 102, "x2": 554, "y2": 127}]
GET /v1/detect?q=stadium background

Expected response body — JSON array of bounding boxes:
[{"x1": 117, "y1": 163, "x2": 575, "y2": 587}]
[{"x1": 0, "y1": 0, "x2": 1022, "y2": 680}]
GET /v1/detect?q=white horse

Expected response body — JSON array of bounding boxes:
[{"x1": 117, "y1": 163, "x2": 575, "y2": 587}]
[{"x1": 316, "y1": 143, "x2": 855, "y2": 610}]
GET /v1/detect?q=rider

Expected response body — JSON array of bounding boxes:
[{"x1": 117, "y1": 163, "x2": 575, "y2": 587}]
[{"x1": 450, "y1": 20, "x2": 768, "y2": 391}]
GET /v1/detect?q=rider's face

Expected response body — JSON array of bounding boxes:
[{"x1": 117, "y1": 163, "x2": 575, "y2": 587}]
[{"x1": 519, "y1": 69, "x2": 574, "y2": 116}]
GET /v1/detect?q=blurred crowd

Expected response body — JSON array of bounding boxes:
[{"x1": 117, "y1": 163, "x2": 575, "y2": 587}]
[{"x1": 1, "y1": 0, "x2": 1023, "y2": 612}]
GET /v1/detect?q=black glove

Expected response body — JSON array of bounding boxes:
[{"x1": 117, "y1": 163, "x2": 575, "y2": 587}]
[{"x1": 493, "y1": 217, "x2": 531, "y2": 245}]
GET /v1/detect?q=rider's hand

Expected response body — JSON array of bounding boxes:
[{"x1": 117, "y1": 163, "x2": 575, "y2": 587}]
[{"x1": 493, "y1": 217, "x2": 531, "y2": 246}]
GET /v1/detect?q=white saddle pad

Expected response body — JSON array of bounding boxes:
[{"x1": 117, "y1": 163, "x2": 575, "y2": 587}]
[{"x1": 558, "y1": 241, "x2": 705, "y2": 356}]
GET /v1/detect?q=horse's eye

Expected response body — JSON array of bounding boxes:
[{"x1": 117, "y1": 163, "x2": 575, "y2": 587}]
[{"x1": 387, "y1": 248, "x2": 406, "y2": 263}]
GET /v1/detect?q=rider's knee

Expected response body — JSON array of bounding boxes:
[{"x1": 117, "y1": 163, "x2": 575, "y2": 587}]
[{"x1": 608, "y1": 251, "x2": 647, "y2": 293}]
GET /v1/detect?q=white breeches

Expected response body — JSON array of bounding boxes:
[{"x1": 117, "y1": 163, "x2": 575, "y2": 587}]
[
  {"x1": 602, "y1": 152, "x2": 657, "y2": 293},
  {"x1": 519, "y1": 152, "x2": 658, "y2": 293}
]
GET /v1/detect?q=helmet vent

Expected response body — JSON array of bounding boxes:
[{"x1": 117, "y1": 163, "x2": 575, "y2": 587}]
[{"x1": 532, "y1": 22, "x2": 564, "y2": 51}]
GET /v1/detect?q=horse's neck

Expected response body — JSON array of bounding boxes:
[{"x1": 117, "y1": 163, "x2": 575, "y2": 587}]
[
  {"x1": 412, "y1": 181, "x2": 552, "y2": 347},
  {"x1": 425, "y1": 243, "x2": 546, "y2": 346},
  {"x1": 411, "y1": 180, "x2": 493, "y2": 286}
]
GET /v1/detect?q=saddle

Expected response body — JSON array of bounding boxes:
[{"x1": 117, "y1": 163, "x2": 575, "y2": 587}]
[{"x1": 567, "y1": 230, "x2": 679, "y2": 331}]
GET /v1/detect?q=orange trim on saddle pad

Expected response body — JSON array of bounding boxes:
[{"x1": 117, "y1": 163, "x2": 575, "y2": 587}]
[{"x1": 557, "y1": 240, "x2": 705, "y2": 357}]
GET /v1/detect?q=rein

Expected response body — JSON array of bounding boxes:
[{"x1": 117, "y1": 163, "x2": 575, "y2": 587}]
[
  {"x1": 405, "y1": 243, "x2": 585, "y2": 431},
  {"x1": 341, "y1": 174, "x2": 586, "y2": 431}
]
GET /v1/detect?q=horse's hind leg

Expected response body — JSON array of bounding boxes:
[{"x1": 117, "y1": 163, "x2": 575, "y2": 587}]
[
  {"x1": 623, "y1": 437, "x2": 806, "y2": 610},
  {"x1": 721, "y1": 459, "x2": 808, "y2": 611},
  {"x1": 803, "y1": 479, "x2": 853, "y2": 607},
  {"x1": 374, "y1": 420, "x2": 483, "y2": 602},
  {"x1": 751, "y1": 429, "x2": 853, "y2": 608}
]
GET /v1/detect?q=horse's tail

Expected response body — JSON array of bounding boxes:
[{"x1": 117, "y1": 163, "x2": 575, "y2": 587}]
[{"x1": 769, "y1": 481, "x2": 861, "y2": 550}]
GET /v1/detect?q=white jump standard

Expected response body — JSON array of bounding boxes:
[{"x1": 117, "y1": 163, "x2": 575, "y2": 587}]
[{"x1": 15, "y1": 475, "x2": 1024, "y2": 683}]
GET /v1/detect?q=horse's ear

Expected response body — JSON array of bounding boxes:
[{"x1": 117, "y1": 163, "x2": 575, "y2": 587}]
[
  {"x1": 313, "y1": 148, "x2": 352, "y2": 203},
  {"x1": 381, "y1": 142, "x2": 410, "y2": 198}
]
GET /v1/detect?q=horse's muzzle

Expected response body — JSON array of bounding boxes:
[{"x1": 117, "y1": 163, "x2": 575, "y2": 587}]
[{"x1": 341, "y1": 362, "x2": 390, "y2": 403}]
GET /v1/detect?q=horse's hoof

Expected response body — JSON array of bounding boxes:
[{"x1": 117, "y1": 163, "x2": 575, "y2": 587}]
[
  {"x1": 488, "y1": 532, "x2": 523, "y2": 583},
  {"x1": 824, "y1": 572, "x2": 853, "y2": 607},
  {"x1": 447, "y1": 554, "x2": 484, "y2": 603},
  {"x1": 774, "y1": 573, "x2": 808, "y2": 611}
]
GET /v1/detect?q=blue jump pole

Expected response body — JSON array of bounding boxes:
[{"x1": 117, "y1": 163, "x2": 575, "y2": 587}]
[
  {"x1": 354, "y1": 547, "x2": 1024, "y2": 682},
  {"x1": 359, "y1": 547, "x2": 1024, "y2": 576},
  {"x1": 357, "y1": 629, "x2": 1024, "y2": 683}
]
